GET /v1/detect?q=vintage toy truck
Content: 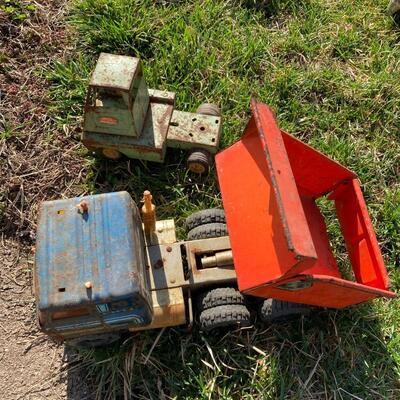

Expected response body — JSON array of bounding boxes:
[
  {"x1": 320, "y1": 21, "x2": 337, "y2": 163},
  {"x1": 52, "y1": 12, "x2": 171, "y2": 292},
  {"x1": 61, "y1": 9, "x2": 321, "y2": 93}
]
[
  {"x1": 34, "y1": 101, "x2": 395, "y2": 347},
  {"x1": 82, "y1": 53, "x2": 222, "y2": 174}
]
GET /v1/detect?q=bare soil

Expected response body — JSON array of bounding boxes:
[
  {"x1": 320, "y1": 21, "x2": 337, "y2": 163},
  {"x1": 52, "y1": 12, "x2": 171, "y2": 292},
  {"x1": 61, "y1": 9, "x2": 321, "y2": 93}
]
[{"x1": 0, "y1": 1, "x2": 92, "y2": 398}]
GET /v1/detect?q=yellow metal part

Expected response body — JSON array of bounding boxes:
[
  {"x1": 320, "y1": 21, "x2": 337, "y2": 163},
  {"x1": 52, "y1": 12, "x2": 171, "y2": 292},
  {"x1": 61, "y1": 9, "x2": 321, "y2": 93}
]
[
  {"x1": 102, "y1": 148, "x2": 122, "y2": 160},
  {"x1": 142, "y1": 190, "x2": 156, "y2": 238},
  {"x1": 130, "y1": 287, "x2": 186, "y2": 331},
  {"x1": 188, "y1": 161, "x2": 206, "y2": 174}
]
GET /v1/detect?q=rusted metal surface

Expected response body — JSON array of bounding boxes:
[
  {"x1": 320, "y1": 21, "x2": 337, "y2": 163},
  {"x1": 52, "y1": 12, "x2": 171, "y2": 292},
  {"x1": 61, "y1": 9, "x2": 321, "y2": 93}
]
[
  {"x1": 167, "y1": 110, "x2": 222, "y2": 153},
  {"x1": 82, "y1": 101, "x2": 173, "y2": 162},
  {"x1": 148, "y1": 88, "x2": 175, "y2": 105},
  {"x1": 185, "y1": 236, "x2": 237, "y2": 288},
  {"x1": 90, "y1": 53, "x2": 140, "y2": 91},
  {"x1": 146, "y1": 243, "x2": 185, "y2": 291},
  {"x1": 200, "y1": 250, "x2": 233, "y2": 268},
  {"x1": 146, "y1": 219, "x2": 177, "y2": 245},
  {"x1": 82, "y1": 53, "x2": 222, "y2": 163},
  {"x1": 35, "y1": 188, "x2": 240, "y2": 341},
  {"x1": 216, "y1": 99, "x2": 396, "y2": 308},
  {"x1": 145, "y1": 233, "x2": 236, "y2": 292},
  {"x1": 35, "y1": 192, "x2": 153, "y2": 338},
  {"x1": 130, "y1": 287, "x2": 186, "y2": 331},
  {"x1": 84, "y1": 53, "x2": 149, "y2": 138}
]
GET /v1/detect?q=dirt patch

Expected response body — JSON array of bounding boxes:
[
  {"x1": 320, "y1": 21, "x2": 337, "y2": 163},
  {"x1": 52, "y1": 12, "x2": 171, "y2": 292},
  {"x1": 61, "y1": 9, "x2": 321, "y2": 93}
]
[
  {"x1": 0, "y1": 239, "x2": 94, "y2": 399},
  {"x1": 0, "y1": 0, "x2": 88, "y2": 239},
  {"x1": 0, "y1": 1, "x2": 92, "y2": 398}
]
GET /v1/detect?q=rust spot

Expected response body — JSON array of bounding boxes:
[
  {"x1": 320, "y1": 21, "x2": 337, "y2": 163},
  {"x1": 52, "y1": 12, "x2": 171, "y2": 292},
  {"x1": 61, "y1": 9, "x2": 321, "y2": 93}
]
[
  {"x1": 129, "y1": 271, "x2": 139, "y2": 280},
  {"x1": 77, "y1": 201, "x2": 89, "y2": 214},
  {"x1": 154, "y1": 259, "x2": 164, "y2": 269}
]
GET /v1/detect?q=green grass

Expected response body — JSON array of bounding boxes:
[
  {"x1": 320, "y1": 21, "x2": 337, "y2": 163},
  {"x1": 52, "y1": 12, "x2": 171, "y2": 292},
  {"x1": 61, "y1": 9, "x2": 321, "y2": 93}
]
[{"x1": 47, "y1": 0, "x2": 400, "y2": 398}]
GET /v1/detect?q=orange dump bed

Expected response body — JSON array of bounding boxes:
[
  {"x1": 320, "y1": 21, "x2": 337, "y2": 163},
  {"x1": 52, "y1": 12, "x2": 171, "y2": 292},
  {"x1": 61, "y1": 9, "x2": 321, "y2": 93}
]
[{"x1": 216, "y1": 100, "x2": 395, "y2": 308}]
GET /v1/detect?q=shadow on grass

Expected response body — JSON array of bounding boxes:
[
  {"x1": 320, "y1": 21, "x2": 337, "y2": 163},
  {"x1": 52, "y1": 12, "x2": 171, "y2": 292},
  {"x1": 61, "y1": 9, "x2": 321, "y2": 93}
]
[
  {"x1": 65, "y1": 303, "x2": 399, "y2": 399},
  {"x1": 84, "y1": 150, "x2": 222, "y2": 229},
  {"x1": 235, "y1": 0, "x2": 313, "y2": 19}
]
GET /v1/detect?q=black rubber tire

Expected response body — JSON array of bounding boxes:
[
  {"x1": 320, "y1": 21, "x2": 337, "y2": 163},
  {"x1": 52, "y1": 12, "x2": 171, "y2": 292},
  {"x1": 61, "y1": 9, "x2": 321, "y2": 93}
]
[
  {"x1": 187, "y1": 149, "x2": 211, "y2": 174},
  {"x1": 66, "y1": 332, "x2": 121, "y2": 348},
  {"x1": 197, "y1": 287, "x2": 245, "y2": 311},
  {"x1": 199, "y1": 304, "x2": 251, "y2": 332},
  {"x1": 185, "y1": 208, "x2": 225, "y2": 232},
  {"x1": 259, "y1": 299, "x2": 311, "y2": 323},
  {"x1": 196, "y1": 103, "x2": 221, "y2": 117},
  {"x1": 187, "y1": 222, "x2": 228, "y2": 240}
]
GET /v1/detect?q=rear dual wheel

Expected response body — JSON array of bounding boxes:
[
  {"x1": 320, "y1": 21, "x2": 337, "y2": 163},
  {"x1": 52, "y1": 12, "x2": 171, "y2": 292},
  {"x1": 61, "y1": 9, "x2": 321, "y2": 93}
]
[
  {"x1": 185, "y1": 208, "x2": 227, "y2": 240},
  {"x1": 259, "y1": 299, "x2": 311, "y2": 323},
  {"x1": 187, "y1": 210, "x2": 251, "y2": 331},
  {"x1": 197, "y1": 287, "x2": 251, "y2": 332}
]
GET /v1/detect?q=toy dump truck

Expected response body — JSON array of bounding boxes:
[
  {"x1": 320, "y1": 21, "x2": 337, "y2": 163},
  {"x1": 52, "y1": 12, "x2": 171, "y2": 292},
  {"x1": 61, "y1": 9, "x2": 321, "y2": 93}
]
[
  {"x1": 35, "y1": 101, "x2": 395, "y2": 347},
  {"x1": 82, "y1": 53, "x2": 222, "y2": 174}
]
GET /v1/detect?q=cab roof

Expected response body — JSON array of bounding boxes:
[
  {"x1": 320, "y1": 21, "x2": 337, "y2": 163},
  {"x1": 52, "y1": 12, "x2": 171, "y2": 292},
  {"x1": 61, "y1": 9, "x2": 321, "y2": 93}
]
[
  {"x1": 35, "y1": 192, "x2": 147, "y2": 311},
  {"x1": 89, "y1": 53, "x2": 140, "y2": 91}
]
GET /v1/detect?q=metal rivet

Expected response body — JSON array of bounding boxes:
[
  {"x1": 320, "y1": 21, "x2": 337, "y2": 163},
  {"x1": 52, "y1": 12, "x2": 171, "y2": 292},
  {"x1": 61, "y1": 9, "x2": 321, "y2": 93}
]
[
  {"x1": 77, "y1": 201, "x2": 89, "y2": 214},
  {"x1": 166, "y1": 246, "x2": 172, "y2": 252}
]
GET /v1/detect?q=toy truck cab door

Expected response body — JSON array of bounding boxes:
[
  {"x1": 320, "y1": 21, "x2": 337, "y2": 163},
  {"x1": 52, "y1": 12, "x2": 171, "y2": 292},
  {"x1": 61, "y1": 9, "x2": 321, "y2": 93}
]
[{"x1": 84, "y1": 85, "x2": 136, "y2": 136}]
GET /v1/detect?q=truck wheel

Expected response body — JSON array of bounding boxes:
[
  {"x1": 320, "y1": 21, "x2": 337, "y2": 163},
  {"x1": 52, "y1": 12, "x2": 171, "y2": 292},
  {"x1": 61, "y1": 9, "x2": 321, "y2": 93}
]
[
  {"x1": 199, "y1": 304, "x2": 251, "y2": 331},
  {"x1": 197, "y1": 287, "x2": 245, "y2": 310},
  {"x1": 102, "y1": 148, "x2": 122, "y2": 160},
  {"x1": 185, "y1": 208, "x2": 225, "y2": 231},
  {"x1": 187, "y1": 148, "x2": 211, "y2": 174},
  {"x1": 66, "y1": 332, "x2": 121, "y2": 348},
  {"x1": 187, "y1": 222, "x2": 228, "y2": 240},
  {"x1": 196, "y1": 103, "x2": 221, "y2": 117},
  {"x1": 259, "y1": 299, "x2": 311, "y2": 323}
]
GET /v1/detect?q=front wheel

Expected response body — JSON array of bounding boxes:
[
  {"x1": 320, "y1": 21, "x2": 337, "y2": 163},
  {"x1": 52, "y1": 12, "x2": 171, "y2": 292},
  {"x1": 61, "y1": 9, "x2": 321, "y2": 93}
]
[
  {"x1": 187, "y1": 148, "x2": 211, "y2": 174},
  {"x1": 102, "y1": 148, "x2": 122, "y2": 160}
]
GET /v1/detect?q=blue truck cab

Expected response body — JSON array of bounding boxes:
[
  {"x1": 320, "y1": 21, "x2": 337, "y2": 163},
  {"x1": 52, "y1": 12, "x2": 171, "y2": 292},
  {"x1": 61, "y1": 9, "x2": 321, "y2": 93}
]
[{"x1": 34, "y1": 192, "x2": 153, "y2": 347}]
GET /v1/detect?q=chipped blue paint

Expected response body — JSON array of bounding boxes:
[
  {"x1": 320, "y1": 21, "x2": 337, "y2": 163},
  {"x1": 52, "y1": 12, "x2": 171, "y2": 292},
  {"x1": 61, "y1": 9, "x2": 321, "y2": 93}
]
[{"x1": 35, "y1": 191, "x2": 152, "y2": 335}]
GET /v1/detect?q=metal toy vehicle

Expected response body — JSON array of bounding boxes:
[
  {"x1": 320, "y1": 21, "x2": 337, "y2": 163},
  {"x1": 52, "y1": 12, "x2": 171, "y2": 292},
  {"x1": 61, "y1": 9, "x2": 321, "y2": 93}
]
[
  {"x1": 82, "y1": 53, "x2": 222, "y2": 174},
  {"x1": 34, "y1": 101, "x2": 395, "y2": 347}
]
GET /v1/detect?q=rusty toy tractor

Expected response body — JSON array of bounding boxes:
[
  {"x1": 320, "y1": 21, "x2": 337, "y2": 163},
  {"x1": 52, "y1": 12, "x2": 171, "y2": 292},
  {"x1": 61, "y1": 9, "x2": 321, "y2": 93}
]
[
  {"x1": 81, "y1": 53, "x2": 222, "y2": 174},
  {"x1": 34, "y1": 100, "x2": 395, "y2": 348}
]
